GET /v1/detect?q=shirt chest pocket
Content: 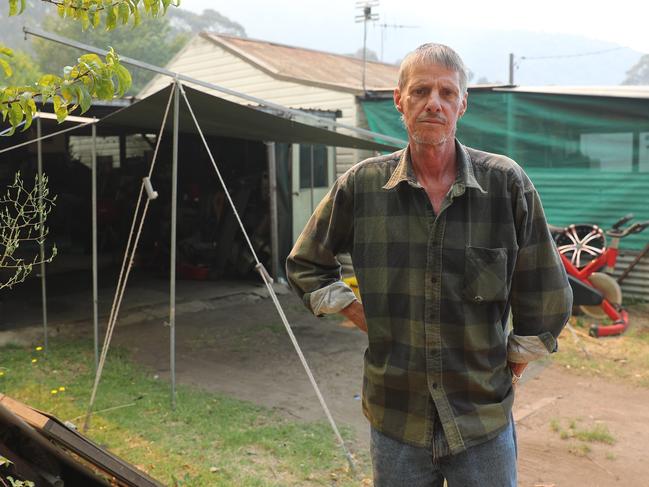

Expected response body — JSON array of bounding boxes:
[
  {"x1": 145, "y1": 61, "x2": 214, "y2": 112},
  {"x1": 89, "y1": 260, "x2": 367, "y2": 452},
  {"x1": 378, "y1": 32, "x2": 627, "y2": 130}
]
[{"x1": 463, "y1": 246, "x2": 509, "y2": 303}]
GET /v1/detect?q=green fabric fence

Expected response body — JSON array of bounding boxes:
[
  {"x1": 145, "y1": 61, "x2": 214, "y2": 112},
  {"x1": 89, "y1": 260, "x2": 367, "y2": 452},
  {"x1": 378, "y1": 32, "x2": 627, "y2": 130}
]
[{"x1": 361, "y1": 91, "x2": 649, "y2": 250}]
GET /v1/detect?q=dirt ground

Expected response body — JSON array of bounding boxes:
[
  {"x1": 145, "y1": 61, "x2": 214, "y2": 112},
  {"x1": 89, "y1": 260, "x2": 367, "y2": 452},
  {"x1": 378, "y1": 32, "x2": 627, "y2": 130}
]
[{"x1": 7, "y1": 288, "x2": 649, "y2": 486}]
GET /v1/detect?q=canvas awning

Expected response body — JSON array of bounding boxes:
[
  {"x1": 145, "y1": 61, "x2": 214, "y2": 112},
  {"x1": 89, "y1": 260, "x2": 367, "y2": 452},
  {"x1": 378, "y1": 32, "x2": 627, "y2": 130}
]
[{"x1": 99, "y1": 83, "x2": 401, "y2": 152}]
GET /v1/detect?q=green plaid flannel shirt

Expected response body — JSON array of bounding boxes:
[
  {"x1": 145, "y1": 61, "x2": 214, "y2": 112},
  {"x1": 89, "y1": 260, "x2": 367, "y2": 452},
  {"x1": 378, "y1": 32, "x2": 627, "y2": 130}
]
[{"x1": 287, "y1": 141, "x2": 572, "y2": 454}]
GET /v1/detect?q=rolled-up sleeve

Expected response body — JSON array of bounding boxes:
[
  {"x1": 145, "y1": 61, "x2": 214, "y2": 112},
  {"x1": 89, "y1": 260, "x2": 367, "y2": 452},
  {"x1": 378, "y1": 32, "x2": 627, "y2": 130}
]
[
  {"x1": 286, "y1": 170, "x2": 357, "y2": 316},
  {"x1": 508, "y1": 174, "x2": 573, "y2": 363}
]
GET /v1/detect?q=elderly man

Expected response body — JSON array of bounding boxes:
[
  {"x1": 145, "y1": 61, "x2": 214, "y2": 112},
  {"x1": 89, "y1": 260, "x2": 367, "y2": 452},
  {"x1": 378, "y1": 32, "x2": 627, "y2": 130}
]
[{"x1": 287, "y1": 43, "x2": 572, "y2": 486}]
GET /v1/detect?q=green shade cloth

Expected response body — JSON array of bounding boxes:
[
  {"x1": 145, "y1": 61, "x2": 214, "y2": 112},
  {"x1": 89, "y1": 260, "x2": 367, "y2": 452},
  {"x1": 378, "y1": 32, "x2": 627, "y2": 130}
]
[{"x1": 361, "y1": 92, "x2": 649, "y2": 250}]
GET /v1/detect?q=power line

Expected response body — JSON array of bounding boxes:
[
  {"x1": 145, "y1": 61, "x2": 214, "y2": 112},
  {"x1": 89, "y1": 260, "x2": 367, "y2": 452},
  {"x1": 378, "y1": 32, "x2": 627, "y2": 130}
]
[{"x1": 520, "y1": 46, "x2": 626, "y2": 61}]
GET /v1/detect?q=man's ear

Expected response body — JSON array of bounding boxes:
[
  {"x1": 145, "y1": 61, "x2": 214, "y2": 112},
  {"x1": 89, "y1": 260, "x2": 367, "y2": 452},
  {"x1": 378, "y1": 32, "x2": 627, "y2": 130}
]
[
  {"x1": 459, "y1": 92, "x2": 468, "y2": 117},
  {"x1": 393, "y1": 88, "x2": 403, "y2": 114}
]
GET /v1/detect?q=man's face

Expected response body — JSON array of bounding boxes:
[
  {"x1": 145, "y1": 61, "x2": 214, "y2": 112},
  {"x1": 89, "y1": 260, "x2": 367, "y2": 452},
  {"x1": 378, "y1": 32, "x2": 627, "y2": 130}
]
[{"x1": 394, "y1": 63, "x2": 467, "y2": 146}]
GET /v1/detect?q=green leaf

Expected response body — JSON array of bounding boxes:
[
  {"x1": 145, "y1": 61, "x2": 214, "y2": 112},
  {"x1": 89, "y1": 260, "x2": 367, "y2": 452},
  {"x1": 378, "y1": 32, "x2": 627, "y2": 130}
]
[
  {"x1": 77, "y1": 85, "x2": 91, "y2": 113},
  {"x1": 0, "y1": 59, "x2": 12, "y2": 78},
  {"x1": 92, "y1": 10, "x2": 101, "y2": 28},
  {"x1": 78, "y1": 53, "x2": 104, "y2": 71},
  {"x1": 8, "y1": 0, "x2": 18, "y2": 16},
  {"x1": 21, "y1": 98, "x2": 33, "y2": 131},
  {"x1": 80, "y1": 10, "x2": 91, "y2": 30},
  {"x1": 52, "y1": 95, "x2": 62, "y2": 113},
  {"x1": 132, "y1": 6, "x2": 141, "y2": 26},
  {"x1": 93, "y1": 77, "x2": 115, "y2": 99},
  {"x1": 55, "y1": 106, "x2": 68, "y2": 123},
  {"x1": 60, "y1": 84, "x2": 74, "y2": 103},
  {"x1": 114, "y1": 64, "x2": 132, "y2": 97},
  {"x1": 57, "y1": 4, "x2": 65, "y2": 18},
  {"x1": 38, "y1": 74, "x2": 63, "y2": 87},
  {"x1": 118, "y1": 2, "x2": 130, "y2": 24},
  {"x1": 106, "y1": 5, "x2": 117, "y2": 30},
  {"x1": 8, "y1": 102, "x2": 24, "y2": 129}
]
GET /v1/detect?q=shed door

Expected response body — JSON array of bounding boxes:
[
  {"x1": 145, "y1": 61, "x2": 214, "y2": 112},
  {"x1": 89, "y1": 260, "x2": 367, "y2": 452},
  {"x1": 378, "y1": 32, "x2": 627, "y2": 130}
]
[{"x1": 291, "y1": 143, "x2": 335, "y2": 241}]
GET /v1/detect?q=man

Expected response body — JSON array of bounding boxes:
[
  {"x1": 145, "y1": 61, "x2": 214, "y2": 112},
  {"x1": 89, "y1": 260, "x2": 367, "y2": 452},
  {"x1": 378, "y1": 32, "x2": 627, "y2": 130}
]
[{"x1": 287, "y1": 43, "x2": 572, "y2": 486}]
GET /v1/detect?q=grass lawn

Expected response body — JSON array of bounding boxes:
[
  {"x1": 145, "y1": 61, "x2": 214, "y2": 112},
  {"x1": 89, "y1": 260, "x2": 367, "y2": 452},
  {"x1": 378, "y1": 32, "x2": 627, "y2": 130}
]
[
  {"x1": 0, "y1": 339, "x2": 370, "y2": 486},
  {"x1": 553, "y1": 309, "x2": 649, "y2": 388}
]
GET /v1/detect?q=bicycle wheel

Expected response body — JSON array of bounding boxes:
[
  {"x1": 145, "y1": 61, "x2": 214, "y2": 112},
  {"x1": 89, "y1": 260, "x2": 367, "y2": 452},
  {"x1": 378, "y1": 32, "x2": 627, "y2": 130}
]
[
  {"x1": 579, "y1": 272, "x2": 622, "y2": 320},
  {"x1": 554, "y1": 224, "x2": 606, "y2": 269}
]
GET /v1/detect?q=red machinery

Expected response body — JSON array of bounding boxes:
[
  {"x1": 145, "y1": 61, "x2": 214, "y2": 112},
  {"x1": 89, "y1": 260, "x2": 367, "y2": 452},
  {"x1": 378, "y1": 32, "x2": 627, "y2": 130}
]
[{"x1": 550, "y1": 215, "x2": 649, "y2": 338}]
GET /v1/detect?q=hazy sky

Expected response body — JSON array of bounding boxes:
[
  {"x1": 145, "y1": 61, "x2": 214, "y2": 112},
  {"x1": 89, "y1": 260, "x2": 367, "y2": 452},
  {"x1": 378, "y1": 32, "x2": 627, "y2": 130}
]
[{"x1": 181, "y1": 0, "x2": 649, "y2": 64}]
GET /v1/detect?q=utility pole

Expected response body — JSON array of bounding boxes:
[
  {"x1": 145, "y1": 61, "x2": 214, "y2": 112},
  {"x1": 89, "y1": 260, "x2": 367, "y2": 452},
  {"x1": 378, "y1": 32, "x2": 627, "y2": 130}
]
[
  {"x1": 355, "y1": 1, "x2": 379, "y2": 94},
  {"x1": 509, "y1": 52, "x2": 515, "y2": 85},
  {"x1": 378, "y1": 23, "x2": 419, "y2": 62}
]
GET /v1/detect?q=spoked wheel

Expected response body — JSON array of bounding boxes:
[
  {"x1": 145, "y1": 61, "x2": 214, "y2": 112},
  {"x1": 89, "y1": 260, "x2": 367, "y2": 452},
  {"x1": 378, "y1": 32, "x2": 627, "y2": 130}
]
[
  {"x1": 579, "y1": 272, "x2": 622, "y2": 320},
  {"x1": 554, "y1": 224, "x2": 606, "y2": 269}
]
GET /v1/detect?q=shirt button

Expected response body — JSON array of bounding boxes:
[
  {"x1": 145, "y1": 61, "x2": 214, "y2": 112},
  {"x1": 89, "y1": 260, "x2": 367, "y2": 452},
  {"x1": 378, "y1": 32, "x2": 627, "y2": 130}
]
[
  {"x1": 432, "y1": 383, "x2": 438, "y2": 390},
  {"x1": 473, "y1": 295, "x2": 484, "y2": 303},
  {"x1": 431, "y1": 276, "x2": 438, "y2": 283}
]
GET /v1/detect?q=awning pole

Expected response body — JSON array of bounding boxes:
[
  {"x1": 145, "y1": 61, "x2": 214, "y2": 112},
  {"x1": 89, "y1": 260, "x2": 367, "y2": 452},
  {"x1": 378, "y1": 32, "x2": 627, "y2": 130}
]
[
  {"x1": 91, "y1": 121, "x2": 99, "y2": 372},
  {"x1": 36, "y1": 117, "x2": 48, "y2": 352},
  {"x1": 170, "y1": 80, "x2": 180, "y2": 410},
  {"x1": 265, "y1": 142, "x2": 279, "y2": 279}
]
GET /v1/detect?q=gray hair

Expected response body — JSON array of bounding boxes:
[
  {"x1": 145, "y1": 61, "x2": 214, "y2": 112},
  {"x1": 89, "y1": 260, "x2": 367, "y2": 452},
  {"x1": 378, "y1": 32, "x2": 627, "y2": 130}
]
[{"x1": 398, "y1": 43, "x2": 468, "y2": 94}]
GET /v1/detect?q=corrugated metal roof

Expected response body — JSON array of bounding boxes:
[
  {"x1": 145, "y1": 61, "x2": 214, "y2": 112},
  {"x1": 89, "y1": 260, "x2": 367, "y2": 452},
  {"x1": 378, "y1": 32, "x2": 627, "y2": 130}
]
[
  {"x1": 202, "y1": 33, "x2": 398, "y2": 93},
  {"x1": 496, "y1": 85, "x2": 649, "y2": 99}
]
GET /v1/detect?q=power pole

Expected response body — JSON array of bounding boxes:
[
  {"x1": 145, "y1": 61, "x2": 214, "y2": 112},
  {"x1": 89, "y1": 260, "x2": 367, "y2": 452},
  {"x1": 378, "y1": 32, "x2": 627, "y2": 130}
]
[
  {"x1": 355, "y1": 1, "x2": 379, "y2": 94},
  {"x1": 509, "y1": 52, "x2": 515, "y2": 85}
]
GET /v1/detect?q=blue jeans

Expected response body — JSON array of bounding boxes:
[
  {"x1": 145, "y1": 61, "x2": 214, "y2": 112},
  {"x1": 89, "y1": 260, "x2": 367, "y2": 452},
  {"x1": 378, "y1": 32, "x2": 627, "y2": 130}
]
[{"x1": 370, "y1": 419, "x2": 517, "y2": 487}]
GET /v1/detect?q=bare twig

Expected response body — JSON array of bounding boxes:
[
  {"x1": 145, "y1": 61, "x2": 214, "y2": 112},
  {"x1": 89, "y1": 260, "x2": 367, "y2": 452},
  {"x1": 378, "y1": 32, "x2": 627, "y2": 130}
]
[{"x1": 0, "y1": 173, "x2": 56, "y2": 289}]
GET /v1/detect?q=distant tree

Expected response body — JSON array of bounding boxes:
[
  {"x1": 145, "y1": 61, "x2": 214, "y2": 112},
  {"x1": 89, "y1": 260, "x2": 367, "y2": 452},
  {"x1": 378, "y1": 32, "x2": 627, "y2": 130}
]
[
  {"x1": 350, "y1": 47, "x2": 379, "y2": 62},
  {"x1": 476, "y1": 76, "x2": 490, "y2": 84},
  {"x1": 623, "y1": 54, "x2": 649, "y2": 85},
  {"x1": 34, "y1": 11, "x2": 188, "y2": 94},
  {"x1": 167, "y1": 8, "x2": 246, "y2": 37}
]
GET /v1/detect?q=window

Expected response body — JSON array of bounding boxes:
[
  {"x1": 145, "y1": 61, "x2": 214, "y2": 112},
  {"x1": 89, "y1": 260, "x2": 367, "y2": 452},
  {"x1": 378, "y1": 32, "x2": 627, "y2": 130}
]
[
  {"x1": 299, "y1": 144, "x2": 328, "y2": 189},
  {"x1": 579, "y1": 133, "x2": 633, "y2": 172}
]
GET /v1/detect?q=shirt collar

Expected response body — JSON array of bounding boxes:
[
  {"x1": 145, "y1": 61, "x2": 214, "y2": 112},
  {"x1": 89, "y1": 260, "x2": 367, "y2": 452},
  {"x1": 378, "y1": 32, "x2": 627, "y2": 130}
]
[{"x1": 383, "y1": 140, "x2": 487, "y2": 195}]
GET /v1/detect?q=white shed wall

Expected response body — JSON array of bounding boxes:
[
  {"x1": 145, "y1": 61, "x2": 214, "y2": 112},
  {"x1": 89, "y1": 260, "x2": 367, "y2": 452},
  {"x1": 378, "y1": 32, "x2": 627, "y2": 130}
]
[{"x1": 140, "y1": 36, "x2": 368, "y2": 175}]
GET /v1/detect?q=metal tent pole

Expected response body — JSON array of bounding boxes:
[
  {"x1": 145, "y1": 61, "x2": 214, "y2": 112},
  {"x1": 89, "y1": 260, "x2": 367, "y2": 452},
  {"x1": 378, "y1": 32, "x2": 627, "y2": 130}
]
[
  {"x1": 265, "y1": 142, "x2": 279, "y2": 279},
  {"x1": 170, "y1": 80, "x2": 180, "y2": 409},
  {"x1": 36, "y1": 117, "x2": 48, "y2": 352},
  {"x1": 91, "y1": 121, "x2": 99, "y2": 372}
]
